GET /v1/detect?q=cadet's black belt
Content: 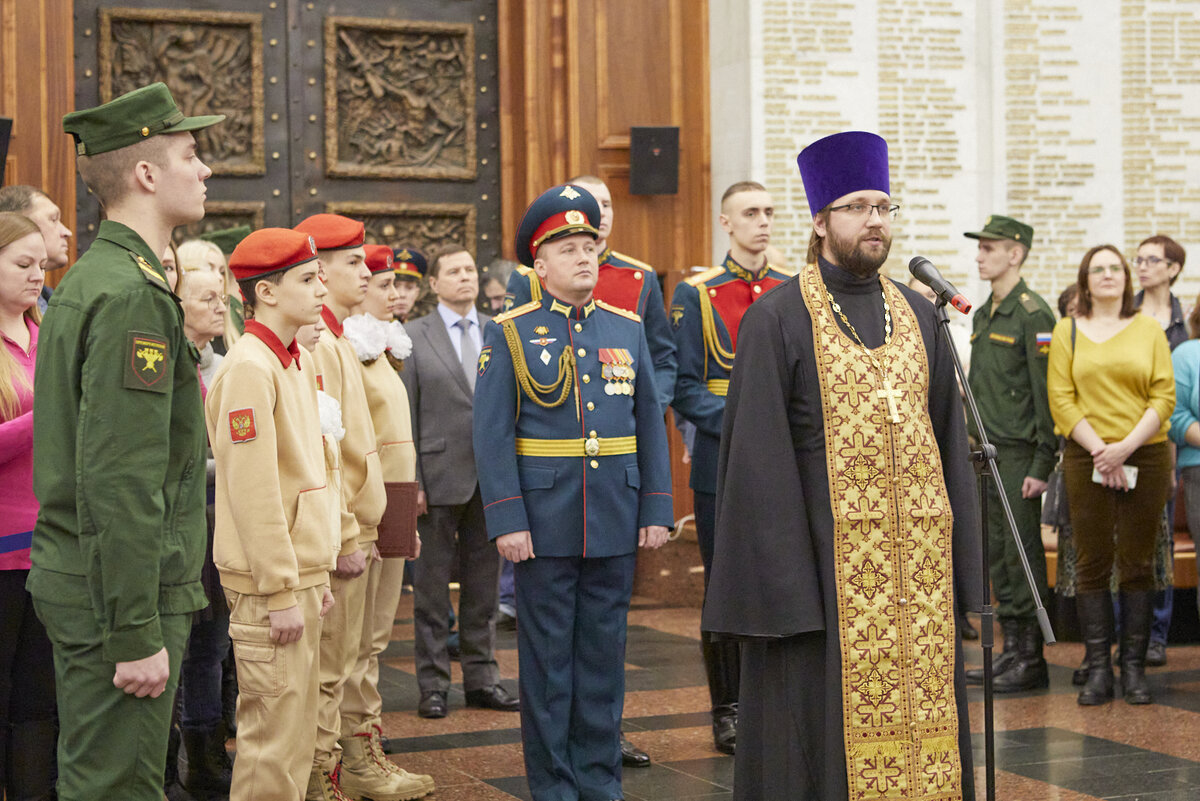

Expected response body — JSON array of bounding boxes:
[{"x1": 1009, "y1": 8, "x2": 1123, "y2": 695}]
[
  {"x1": 514, "y1": 435, "x2": 637, "y2": 457},
  {"x1": 707, "y1": 379, "x2": 729, "y2": 397}
]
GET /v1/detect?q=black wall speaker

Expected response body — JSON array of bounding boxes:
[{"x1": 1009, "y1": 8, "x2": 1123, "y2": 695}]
[
  {"x1": 0, "y1": 117, "x2": 12, "y2": 187},
  {"x1": 629, "y1": 126, "x2": 679, "y2": 195}
]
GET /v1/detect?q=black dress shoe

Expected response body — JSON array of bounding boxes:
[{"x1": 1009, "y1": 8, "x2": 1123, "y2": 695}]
[
  {"x1": 960, "y1": 617, "x2": 979, "y2": 641},
  {"x1": 713, "y1": 713, "x2": 736, "y2": 755},
  {"x1": 465, "y1": 685, "x2": 520, "y2": 712},
  {"x1": 418, "y1": 692, "x2": 448, "y2": 718},
  {"x1": 620, "y1": 733, "x2": 650, "y2": 767},
  {"x1": 496, "y1": 609, "x2": 518, "y2": 631}
]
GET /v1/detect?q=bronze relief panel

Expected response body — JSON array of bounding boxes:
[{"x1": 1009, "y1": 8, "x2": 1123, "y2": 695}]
[
  {"x1": 98, "y1": 7, "x2": 265, "y2": 176},
  {"x1": 324, "y1": 16, "x2": 476, "y2": 180}
]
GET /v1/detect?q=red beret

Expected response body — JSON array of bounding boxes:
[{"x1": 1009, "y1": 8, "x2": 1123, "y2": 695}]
[
  {"x1": 228, "y1": 228, "x2": 319, "y2": 282},
  {"x1": 364, "y1": 244, "x2": 394, "y2": 274},
  {"x1": 294, "y1": 213, "x2": 365, "y2": 251}
]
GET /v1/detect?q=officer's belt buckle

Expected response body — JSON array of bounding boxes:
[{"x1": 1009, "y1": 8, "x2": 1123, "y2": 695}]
[{"x1": 514, "y1": 435, "x2": 638, "y2": 457}]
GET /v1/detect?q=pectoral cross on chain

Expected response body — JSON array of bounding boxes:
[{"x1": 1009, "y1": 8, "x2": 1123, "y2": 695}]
[{"x1": 877, "y1": 378, "x2": 902, "y2": 424}]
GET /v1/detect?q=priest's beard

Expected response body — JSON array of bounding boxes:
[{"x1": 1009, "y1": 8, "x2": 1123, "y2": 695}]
[{"x1": 826, "y1": 227, "x2": 892, "y2": 278}]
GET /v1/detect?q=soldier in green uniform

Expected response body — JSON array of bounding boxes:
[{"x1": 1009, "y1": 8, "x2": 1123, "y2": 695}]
[
  {"x1": 965, "y1": 214, "x2": 1057, "y2": 693},
  {"x1": 27, "y1": 83, "x2": 223, "y2": 801}
]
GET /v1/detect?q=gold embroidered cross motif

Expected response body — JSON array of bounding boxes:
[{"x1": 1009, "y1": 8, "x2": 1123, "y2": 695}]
[
  {"x1": 849, "y1": 562, "x2": 888, "y2": 602},
  {"x1": 918, "y1": 668, "x2": 946, "y2": 701},
  {"x1": 908, "y1": 458, "x2": 934, "y2": 485},
  {"x1": 860, "y1": 667, "x2": 896, "y2": 707},
  {"x1": 913, "y1": 555, "x2": 942, "y2": 597},
  {"x1": 846, "y1": 452, "x2": 881, "y2": 492}
]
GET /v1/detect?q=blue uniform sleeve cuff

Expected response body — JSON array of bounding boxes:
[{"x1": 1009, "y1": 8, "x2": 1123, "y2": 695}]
[
  {"x1": 483, "y1": 496, "x2": 530, "y2": 541},
  {"x1": 637, "y1": 492, "x2": 675, "y2": 529}
]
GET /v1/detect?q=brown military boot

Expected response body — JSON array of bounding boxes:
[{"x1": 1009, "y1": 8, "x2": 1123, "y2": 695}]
[
  {"x1": 337, "y1": 725, "x2": 432, "y2": 801},
  {"x1": 306, "y1": 767, "x2": 353, "y2": 801}
]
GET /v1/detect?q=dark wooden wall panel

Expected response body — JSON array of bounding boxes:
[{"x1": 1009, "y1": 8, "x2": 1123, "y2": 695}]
[{"x1": 0, "y1": 0, "x2": 77, "y2": 287}]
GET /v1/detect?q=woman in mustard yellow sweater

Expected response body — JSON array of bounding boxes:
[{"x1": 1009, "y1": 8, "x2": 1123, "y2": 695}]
[{"x1": 1048, "y1": 244, "x2": 1175, "y2": 707}]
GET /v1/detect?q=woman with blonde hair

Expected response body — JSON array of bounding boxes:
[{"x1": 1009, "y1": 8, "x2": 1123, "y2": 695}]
[
  {"x1": 1048, "y1": 244, "x2": 1175, "y2": 706},
  {"x1": 0, "y1": 211, "x2": 56, "y2": 798},
  {"x1": 177, "y1": 237, "x2": 241, "y2": 347}
]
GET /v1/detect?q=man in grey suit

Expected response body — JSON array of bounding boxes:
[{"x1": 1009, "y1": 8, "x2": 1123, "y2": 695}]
[{"x1": 401, "y1": 243, "x2": 518, "y2": 719}]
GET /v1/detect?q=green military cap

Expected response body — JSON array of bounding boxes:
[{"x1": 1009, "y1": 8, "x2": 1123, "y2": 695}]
[
  {"x1": 199, "y1": 225, "x2": 252, "y2": 256},
  {"x1": 62, "y1": 82, "x2": 225, "y2": 157},
  {"x1": 964, "y1": 214, "x2": 1034, "y2": 248}
]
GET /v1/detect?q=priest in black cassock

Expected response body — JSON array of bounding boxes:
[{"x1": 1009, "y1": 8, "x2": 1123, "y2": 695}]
[{"x1": 701, "y1": 130, "x2": 982, "y2": 801}]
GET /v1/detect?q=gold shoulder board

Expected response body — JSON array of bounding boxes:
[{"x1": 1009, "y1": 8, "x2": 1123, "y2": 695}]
[
  {"x1": 493, "y1": 300, "x2": 540, "y2": 324},
  {"x1": 611, "y1": 250, "x2": 654, "y2": 272},
  {"x1": 596, "y1": 299, "x2": 642, "y2": 322},
  {"x1": 685, "y1": 266, "x2": 725, "y2": 287}
]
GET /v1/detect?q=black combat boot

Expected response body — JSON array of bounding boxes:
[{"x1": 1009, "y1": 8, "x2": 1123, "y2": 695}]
[
  {"x1": 183, "y1": 723, "x2": 234, "y2": 798},
  {"x1": 966, "y1": 617, "x2": 1018, "y2": 684},
  {"x1": 1118, "y1": 590, "x2": 1154, "y2": 705},
  {"x1": 1076, "y1": 590, "x2": 1115, "y2": 706},
  {"x1": 701, "y1": 630, "x2": 739, "y2": 755},
  {"x1": 992, "y1": 619, "x2": 1049, "y2": 693}
]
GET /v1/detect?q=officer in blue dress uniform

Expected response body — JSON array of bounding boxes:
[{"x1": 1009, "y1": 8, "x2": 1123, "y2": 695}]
[
  {"x1": 669, "y1": 181, "x2": 791, "y2": 755},
  {"x1": 503, "y1": 175, "x2": 677, "y2": 415},
  {"x1": 473, "y1": 185, "x2": 673, "y2": 801}
]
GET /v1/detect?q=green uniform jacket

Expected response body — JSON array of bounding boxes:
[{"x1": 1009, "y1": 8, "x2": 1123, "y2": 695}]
[
  {"x1": 28, "y1": 220, "x2": 207, "y2": 663},
  {"x1": 968, "y1": 277, "x2": 1058, "y2": 481}
]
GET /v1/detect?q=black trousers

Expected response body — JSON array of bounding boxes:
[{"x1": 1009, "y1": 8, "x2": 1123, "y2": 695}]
[
  {"x1": 413, "y1": 488, "x2": 501, "y2": 694},
  {"x1": 0, "y1": 570, "x2": 56, "y2": 724}
]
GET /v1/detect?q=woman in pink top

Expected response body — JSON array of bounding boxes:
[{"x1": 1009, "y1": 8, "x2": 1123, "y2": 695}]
[{"x1": 0, "y1": 212, "x2": 55, "y2": 799}]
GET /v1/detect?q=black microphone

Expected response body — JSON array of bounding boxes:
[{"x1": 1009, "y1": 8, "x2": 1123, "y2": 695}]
[{"x1": 908, "y1": 256, "x2": 971, "y2": 314}]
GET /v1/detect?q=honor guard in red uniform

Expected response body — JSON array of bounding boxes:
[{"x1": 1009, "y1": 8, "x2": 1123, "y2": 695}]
[{"x1": 668, "y1": 181, "x2": 789, "y2": 756}]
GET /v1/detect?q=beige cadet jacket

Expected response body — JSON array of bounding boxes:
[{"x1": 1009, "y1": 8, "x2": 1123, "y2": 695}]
[
  {"x1": 360, "y1": 356, "x2": 417, "y2": 482},
  {"x1": 313, "y1": 328, "x2": 387, "y2": 551},
  {"x1": 206, "y1": 337, "x2": 334, "y2": 611}
]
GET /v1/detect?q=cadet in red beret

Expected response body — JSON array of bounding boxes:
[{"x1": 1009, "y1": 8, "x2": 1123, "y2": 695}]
[
  {"x1": 292, "y1": 216, "x2": 431, "y2": 799},
  {"x1": 204, "y1": 226, "x2": 337, "y2": 801}
]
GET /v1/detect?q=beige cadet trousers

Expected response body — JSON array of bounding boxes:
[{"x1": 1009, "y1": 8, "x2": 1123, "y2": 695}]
[
  {"x1": 314, "y1": 546, "x2": 371, "y2": 771},
  {"x1": 341, "y1": 556, "x2": 406, "y2": 731},
  {"x1": 226, "y1": 585, "x2": 324, "y2": 801}
]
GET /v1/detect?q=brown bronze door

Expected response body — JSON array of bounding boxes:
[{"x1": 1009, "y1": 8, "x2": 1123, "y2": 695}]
[{"x1": 72, "y1": 1, "x2": 501, "y2": 265}]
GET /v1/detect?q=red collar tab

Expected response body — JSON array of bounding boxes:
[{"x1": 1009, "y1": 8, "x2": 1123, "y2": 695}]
[
  {"x1": 244, "y1": 320, "x2": 302, "y2": 369},
  {"x1": 321, "y1": 305, "x2": 344, "y2": 338}
]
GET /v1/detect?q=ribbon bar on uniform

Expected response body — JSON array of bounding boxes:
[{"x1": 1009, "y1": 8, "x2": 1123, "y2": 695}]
[{"x1": 514, "y1": 435, "x2": 638, "y2": 458}]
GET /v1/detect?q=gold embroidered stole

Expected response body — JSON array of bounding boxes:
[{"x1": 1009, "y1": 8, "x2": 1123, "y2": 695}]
[{"x1": 800, "y1": 264, "x2": 962, "y2": 801}]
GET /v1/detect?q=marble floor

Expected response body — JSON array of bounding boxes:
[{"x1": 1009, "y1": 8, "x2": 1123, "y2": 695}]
[{"x1": 374, "y1": 593, "x2": 1200, "y2": 800}]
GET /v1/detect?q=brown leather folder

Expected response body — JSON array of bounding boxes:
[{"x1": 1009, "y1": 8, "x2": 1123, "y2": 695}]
[{"x1": 377, "y1": 481, "x2": 419, "y2": 558}]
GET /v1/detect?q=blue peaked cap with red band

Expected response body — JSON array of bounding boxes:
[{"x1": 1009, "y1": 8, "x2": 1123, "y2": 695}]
[
  {"x1": 515, "y1": 184, "x2": 601, "y2": 267},
  {"x1": 797, "y1": 131, "x2": 890, "y2": 218}
]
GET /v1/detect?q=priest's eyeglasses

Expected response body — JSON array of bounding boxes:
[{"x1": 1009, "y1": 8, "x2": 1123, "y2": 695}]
[{"x1": 828, "y1": 203, "x2": 900, "y2": 221}]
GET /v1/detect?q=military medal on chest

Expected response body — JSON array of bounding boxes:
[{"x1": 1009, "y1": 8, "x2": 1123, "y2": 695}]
[{"x1": 598, "y1": 348, "x2": 635, "y2": 395}]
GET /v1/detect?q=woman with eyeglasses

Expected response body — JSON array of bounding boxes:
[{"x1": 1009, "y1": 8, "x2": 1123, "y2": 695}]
[
  {"x1": 1131, "y1": 235, "x2": 1188, "y2": 669},
  {"x1": 1047, "y1": 244, "x2": 1175, "y2": 707},
  {"x1": 173, "y1": 266, "x2": 234, "y2": 797}
]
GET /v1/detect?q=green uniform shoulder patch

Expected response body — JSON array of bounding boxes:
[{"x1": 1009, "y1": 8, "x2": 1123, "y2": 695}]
[
  {"x1": 125, "y1": 331, "x2": 171, "y2": 392},
  {"x1": 493, "y1": 300, "x2": 540, "y2": 324},
  {"x1": 1018, "y1": 292, "x2": 1041, "y2": 315}
]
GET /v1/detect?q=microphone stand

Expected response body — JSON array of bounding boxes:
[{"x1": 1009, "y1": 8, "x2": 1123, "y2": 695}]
[{"x1": 932, "y1": 299, "x2": 1056, "y2": 801}]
